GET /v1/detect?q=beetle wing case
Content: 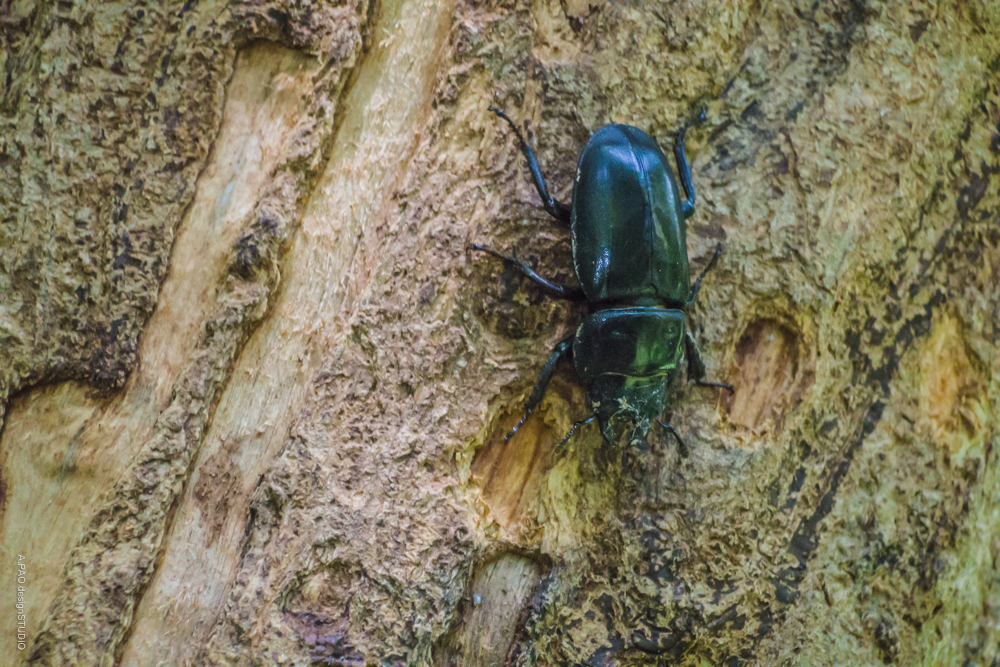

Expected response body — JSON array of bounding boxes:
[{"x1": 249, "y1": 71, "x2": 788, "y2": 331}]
[
  {"x1": 571, "y1": 125, "x2": 690, "y2": 305},
  {"x1": 572, "y1": 308, "x2": 686, "y2": 384}
]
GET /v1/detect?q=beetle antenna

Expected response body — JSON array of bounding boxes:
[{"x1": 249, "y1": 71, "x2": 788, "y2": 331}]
[
  {"x1": 657, "y1": 420, "x2": 689, "y2": 458},
  {"x1": 556, "y1": 415, "x2": 596, "y2": 450}
]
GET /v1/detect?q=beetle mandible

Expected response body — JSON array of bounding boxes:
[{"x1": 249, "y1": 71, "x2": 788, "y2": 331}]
[{"x1": 472, "y1": 107, "x2": 733, "y2": 456}]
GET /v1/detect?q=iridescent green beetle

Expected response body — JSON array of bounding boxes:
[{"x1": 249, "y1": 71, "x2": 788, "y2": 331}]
[{"x1": 472, "y1": 107, "x2": 732, "y2": 455}]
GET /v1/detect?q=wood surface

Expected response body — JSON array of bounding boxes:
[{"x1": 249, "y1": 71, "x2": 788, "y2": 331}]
[{"x1": 1, "y1": 1, "x2": 999, "y2": 665}]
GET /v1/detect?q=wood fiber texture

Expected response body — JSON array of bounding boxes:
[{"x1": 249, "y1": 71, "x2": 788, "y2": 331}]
[{"x1": 1, "y1": 1, "x2": 999, "y2": 665}]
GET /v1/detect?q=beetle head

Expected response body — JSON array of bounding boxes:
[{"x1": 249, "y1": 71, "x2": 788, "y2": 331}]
[{"x1": 587, "y1": 374, "x2": 671, "y2": 445}]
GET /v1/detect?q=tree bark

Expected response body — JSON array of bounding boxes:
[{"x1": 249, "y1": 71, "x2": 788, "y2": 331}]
[{"x1": 1, "y1": 1, "x2": 999, "y2": 665}]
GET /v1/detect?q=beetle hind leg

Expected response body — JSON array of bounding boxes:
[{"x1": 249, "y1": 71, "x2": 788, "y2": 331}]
[
  {"x1": 469, "y1": 244, "x2": 586, "y2": 302},
  {"x1": 489, "y1": 106, "x2": 572, "y2": 225}
]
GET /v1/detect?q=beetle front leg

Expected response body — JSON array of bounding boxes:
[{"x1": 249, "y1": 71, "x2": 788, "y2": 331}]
[
  {"x1": 489, "y1": 106, "x2": 572, "y2": 225},
  {"x1": 684, "y1": 328, "x2": 734, "y2": 393},
  {"x1": 469, "y1": 244, "x2": 586, "y2": 302},
  {"x1": 505, "y1": 337, "x2": 574, "y2": 443}
]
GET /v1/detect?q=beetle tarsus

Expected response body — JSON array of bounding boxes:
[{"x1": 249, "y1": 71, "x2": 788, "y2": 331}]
[
  {"x1": 488, "y1": 106, "x2": 572, "y2": 225},
  {"x1": 657, "y1": 419, "x2": 688, "y2": 458},
  {"x1": 556, "y1": 415, "x2": 596, "y2": 450},
  {"x1": 687, "y1": 243, "x2": 723, "y2": 307},
  {"x1": 469, "y1": 244, "x2": 586, "y2": 301},
  {"x1": 504, "y1": 410, "x2": 532, "y2": 443}
]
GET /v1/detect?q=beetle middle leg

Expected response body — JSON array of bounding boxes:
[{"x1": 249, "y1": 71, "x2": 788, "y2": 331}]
[
  {"x1": 684, "y1": 328, "x2": 735, "y2": 393},
  {"x1": 489, "y1": 106, "x2": 572, "y2": 225},
  {"x1": 469, "y1": 244, "x2": 586, "y2": 302},
  {"x1": 505, "y1": 337, "x2": 575, "y2": 443}
]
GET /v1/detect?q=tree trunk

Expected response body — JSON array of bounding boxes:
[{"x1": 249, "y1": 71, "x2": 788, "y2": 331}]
[{"x1": 1, "y1": 1, "x2": 999, "y2": 665}]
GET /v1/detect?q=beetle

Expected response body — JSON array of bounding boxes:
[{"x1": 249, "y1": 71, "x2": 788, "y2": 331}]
[{"x1": 471, "y1": 106, "x2": 733, "y2": 456}]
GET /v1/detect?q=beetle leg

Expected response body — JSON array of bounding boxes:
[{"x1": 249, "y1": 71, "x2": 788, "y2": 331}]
[
  {"x1": 469, "y1": 244, "x2": 586, "y2": 302},
  {"x1": 684, "y1": 328, "x2": 735, "y2": 394},
  {"x1": 657, "y1": 419, "x2": 689, "y2": 458},
  {"x1": 674, "y1": 108, "x2": 706, "y2": 220},
  {"x1": 687, "y1": 243, "x2": 723, "y2": 307},
  {"x1": 505, "y1": 337, "x2": 574, "y2": 443},
  {"x1": 556, "y1": 415, "x2": 596, "y2": 451},
  {"x1": 489, "y1": 106, "x2": 572, "y2": 225}
]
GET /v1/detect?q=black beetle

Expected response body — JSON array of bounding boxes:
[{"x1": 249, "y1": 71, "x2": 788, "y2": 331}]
[{"x1": 472, "y1": 107, "x2": 732, "y2": 456}]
